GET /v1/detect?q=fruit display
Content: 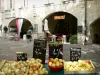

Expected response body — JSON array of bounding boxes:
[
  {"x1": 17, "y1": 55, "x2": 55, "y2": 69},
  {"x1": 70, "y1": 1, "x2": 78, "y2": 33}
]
[
  {"x1": 0, "y1": 60, "x2": 6, "y2": 70},
  {"x1": 0, "y1": 58, "x2": 48, "y2": 75},
  {"x1": 48, "y1": 58, "x2": 64, "y2": 72},
  {"x1": 64, "y1": 60, "x2": 95, "y2": 72},
  {"x1": 27, "y1": 58, "x2": 48, "y2": 75},
  {"x1": 48, "y1": 58, "x2": 63, "y2": 68}
]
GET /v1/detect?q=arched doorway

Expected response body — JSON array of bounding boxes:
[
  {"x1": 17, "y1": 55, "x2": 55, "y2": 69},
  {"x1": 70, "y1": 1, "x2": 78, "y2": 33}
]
[
  {"x1": 8, "y1": 18, "x2": 33, "y2": 38},
  {"x1": 90, "y1": 17, "x2": 100, "y2": 44},
  {"x1": 43, "y1": 11, "x2": 77, "y2": 42}
]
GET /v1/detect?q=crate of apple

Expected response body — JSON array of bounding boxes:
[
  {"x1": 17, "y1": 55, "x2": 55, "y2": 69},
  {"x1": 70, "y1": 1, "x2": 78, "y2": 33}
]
[
  {"x1": 48, "y1": 58, "x2": 64, "y2": 72},
  {"x1": 64, "y1": 60, "x2": 95, "y2": 73}
]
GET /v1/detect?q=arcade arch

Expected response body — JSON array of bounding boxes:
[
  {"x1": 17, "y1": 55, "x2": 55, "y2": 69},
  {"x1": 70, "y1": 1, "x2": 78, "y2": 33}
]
[
  {"x1": 43, "y1": 11, "x2": 78, "y2": 42},
  {"x1": 8, "y1": 18, "x2": 33, "y2": 38},
  {"x1": 90, "y1": 17, "x2": 100, "y2": 44}
]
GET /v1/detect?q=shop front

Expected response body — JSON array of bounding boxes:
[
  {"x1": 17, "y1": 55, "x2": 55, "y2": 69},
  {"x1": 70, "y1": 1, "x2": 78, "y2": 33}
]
[{"x1": 43, "y1": 11, "x2": 77, "y2": 43}]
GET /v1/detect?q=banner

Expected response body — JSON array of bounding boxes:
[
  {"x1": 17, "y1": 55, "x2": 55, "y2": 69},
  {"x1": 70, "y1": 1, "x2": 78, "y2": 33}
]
[
  {"x1": 16, "y1": 18, "x2": 20, "y2": 39},
  {"x1": 19, "y1": 19, "x2": 23, "y2": 32},
  {"x1": 16, "y1": 18, "x2": 23, "y2": 39}
]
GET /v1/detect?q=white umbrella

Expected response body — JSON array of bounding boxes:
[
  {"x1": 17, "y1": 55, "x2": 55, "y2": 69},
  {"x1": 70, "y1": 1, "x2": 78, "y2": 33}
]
[
  {"x1": 44, "y1": 19, "x2": 51, "y2": 34},
  {"x1": 44, "y1": 19, "x2": 52, "y2": 34},
  {"x1": 44, "y1": 19, "x2": 49, "y2": 31}
]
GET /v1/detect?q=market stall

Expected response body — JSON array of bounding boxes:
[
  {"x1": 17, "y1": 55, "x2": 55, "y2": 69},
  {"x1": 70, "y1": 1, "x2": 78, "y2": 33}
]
[{"x1": 0, "y1": 40, "x2": 98, "y2": 75}]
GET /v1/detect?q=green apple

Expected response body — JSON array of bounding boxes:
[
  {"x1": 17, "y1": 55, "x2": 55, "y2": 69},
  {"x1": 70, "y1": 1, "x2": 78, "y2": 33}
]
[
  {"x1": 51, "y1": 63, "x2": 56, "y2": 67},
  {"x1": 59, "y1": 59, "x2": 63, "y2": 63}
]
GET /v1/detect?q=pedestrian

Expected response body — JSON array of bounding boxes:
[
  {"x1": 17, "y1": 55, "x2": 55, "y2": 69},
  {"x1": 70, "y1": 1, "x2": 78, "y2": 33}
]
[
  {"x1": 27, "y1": 29, "x2": 32, "y2": 42},
  {"x1": 3, "y1": 26, "x2": 8, "y2": 39}
]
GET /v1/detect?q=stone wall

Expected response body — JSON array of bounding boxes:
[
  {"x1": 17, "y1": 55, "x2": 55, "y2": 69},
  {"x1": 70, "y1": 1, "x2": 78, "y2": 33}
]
[{"x1": 0, "y1": 0, "x2": 100, "y2": 44}]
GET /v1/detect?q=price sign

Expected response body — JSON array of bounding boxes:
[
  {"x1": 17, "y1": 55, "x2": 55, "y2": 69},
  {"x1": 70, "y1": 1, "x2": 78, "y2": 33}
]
[
  {"x1": 33, "y1": 39, "x2": 47, "y2": 64},
  {"x1": 70, "y1": 47, "x2": 81, "y2": 61},
  {"x1": 16, "y1": 52, "x2": 27, "y2": 61},
  {"x1": 49, "y1": 43, "x2": 63, "y2": 59}
]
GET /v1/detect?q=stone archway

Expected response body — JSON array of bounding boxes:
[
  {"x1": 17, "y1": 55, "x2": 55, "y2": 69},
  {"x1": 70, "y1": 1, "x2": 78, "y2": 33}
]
[
  {"x1": 90, "y1": 17, "x2": 100, "y2": 44},
  {"x1": 43, "y1": 11, "x2": 78, "y2": 42},
  {"x1": 8, "y1": 18, "x2": 33, "y2": 38}
]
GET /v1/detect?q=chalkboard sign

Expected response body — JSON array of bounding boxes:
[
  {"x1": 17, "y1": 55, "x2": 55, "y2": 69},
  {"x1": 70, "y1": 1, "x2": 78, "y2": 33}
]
[
  {"x1": 33, "y1": 39, "x2": 47, "y2": 64},
  {"x1": 70, "y1": 47, "x2": 81, "y2": 61},
  {"x1": 49, "y1": 43, "x2": 63, "y2": 59},
  {"x1": 16, "y1": 52, "x2": 27, "y2": 61}
]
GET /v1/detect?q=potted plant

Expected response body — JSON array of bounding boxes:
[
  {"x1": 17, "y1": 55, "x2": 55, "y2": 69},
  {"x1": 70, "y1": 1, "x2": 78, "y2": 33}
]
[{"x1": 69, "y1": 34, "x2": 77, "y2": 44}]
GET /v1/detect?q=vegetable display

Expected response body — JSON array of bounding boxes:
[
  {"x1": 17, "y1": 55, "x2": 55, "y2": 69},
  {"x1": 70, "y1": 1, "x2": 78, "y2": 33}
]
[{"x1": 0, "y1": 58, "x2": 48, "y2": 75}]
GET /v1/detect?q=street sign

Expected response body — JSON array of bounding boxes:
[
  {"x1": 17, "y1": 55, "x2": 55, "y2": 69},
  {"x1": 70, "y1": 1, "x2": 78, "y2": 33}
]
[
  {"x1": 49, "y1": 42, "x2": 63, "y2": 59},
  {"x1": 70, "y1": 47, "x2": 81, "y2": 61},
  {"x1": 33, "y1": 39, "x2": 47, "y2": 64}
]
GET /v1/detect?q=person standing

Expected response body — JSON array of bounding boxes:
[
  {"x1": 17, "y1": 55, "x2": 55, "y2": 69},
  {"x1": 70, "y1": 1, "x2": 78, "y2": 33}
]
[
  {"x1": 3, "y1": 26, "x2": 8, "y2": 39},
  {"x1": 27, "y1": 29, "x2": 32, "y2": 42}
]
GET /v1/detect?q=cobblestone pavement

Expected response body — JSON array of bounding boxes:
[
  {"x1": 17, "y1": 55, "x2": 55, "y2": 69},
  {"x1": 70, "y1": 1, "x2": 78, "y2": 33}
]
[
  {"x1": 0, "y1": 38, "x2": 100, "y2": 73},
  {"x1": 0, "y1": 38, "x2": 33, "y2": 60}
]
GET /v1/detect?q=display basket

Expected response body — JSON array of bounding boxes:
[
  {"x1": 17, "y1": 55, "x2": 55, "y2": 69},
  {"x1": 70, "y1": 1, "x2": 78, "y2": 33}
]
[
  {"x1": 64, "y1": 60, "x2": 96, "y2": 74},
  {"x1": 47, "y1": 61, "x2": 64, "y2": 72}
]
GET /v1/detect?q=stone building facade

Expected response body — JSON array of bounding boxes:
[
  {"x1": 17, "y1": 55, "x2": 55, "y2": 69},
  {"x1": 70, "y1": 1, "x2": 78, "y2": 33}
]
[{"x1": 0, "y1": 0, "x2": 100, "y2": 45}]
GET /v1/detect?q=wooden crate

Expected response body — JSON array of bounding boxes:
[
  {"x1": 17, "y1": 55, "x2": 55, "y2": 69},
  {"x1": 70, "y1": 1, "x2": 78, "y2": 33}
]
[
  {"x1": 64, "y1": 60, "x2": 96, "y2": 74},
  {"x1": 0, "y1": 60, "x2": 6, "y2": 70}
]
